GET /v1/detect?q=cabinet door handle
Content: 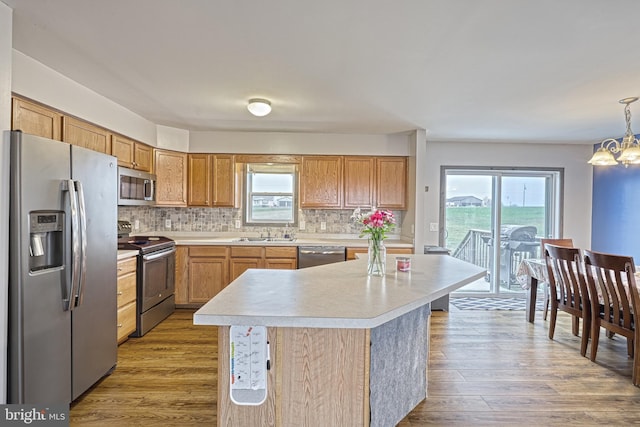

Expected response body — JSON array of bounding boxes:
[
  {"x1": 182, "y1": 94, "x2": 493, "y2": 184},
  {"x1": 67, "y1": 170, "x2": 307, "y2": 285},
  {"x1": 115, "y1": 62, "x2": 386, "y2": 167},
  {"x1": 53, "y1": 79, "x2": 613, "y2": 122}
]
[
  {"x1": 117, "y1": 324, "x2": 123, "y2": 328},
  {"x1": 117, "y1": 291, "x2": 123, "y2": 295}
]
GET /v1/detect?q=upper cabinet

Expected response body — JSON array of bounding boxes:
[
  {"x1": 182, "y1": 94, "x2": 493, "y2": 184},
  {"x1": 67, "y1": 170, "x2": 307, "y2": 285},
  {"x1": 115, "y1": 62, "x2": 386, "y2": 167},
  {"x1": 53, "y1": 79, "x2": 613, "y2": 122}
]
[
  {"x1": 187, "y1": 154, "x2": 212, "y2": 206},
  {"x1": 62, "y1": 116, "x2": 111, "y2": 154},
  {"x1": 187, "y1": 154, "x2": 236, "y2": 207},
  {"x1": 11, "y1": 97, "x2": 62, "y2": 140},
  {"x1": 155, "y1": 149, "x2": 188, "y2": 206},
  {"x1": 112, "y1": 134, "x2": 153, "y2": 172},
  {"x1": 300, "y1": 156, "x2": 343, "y2": 208},
  {"x1": 300, "y1": 155, "x2": 407, "y2": 210},
  {"x1": 213, "y1": 155, "x2": 236, "y2": 207},
  {"x1": 343, "y1": 156, "x2": 375, "y2": 209},
  {"x1": 376, "y1": 157, "x2": 407, "y2": 209},
  {"x1": 134, "y1": 143, "x2": 153, "y2": 172}
]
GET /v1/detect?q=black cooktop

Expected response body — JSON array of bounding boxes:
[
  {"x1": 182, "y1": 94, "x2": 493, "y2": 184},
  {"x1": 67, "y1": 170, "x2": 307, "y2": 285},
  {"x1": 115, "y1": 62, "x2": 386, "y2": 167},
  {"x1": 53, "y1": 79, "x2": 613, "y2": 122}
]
[{"x1": 118, "y1": 236, "x2": 175, "y2": 254}]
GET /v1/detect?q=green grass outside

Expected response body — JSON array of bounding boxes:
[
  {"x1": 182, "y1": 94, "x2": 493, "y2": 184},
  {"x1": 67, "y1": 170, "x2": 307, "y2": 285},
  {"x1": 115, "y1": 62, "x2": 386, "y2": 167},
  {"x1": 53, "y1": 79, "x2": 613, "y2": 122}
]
[{"x1": 445, "y1": 206, "x2": 546, "y2": 251}]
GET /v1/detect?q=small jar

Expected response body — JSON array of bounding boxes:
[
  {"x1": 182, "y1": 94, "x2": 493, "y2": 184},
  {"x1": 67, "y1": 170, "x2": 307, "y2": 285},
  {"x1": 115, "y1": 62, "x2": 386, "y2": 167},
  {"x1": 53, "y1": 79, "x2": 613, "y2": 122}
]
[{"x1": 396, "y1": 256, "x2": 411, "y2": 272}]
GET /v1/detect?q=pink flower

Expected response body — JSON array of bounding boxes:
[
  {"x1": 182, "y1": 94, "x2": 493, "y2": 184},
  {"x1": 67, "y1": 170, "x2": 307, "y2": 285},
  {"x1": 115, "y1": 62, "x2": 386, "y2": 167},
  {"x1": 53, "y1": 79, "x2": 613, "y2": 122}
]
[{"x1": 354, "y1": 209, "x2": 395, "y2": 241}]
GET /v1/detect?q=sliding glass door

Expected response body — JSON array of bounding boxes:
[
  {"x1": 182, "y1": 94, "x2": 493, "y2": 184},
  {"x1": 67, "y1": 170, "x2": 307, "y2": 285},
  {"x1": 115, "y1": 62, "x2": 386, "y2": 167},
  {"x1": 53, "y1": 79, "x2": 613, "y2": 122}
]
[{"x1": 441, "y1": 168, "x2": 561, "y2": 297}]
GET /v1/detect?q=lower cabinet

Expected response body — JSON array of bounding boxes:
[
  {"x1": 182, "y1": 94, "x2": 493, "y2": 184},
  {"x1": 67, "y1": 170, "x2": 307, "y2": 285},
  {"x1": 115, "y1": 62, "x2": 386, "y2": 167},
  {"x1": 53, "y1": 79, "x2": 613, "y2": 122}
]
[
  {"x1": 175, "y1": 245, "x2": 298, "y2": 307},
  {"x1": 116, "y1": 257, "x2": 137, "y2": 344},
  {"x1": 188, "y1": 246, "x2": 229, "y2": 304}
]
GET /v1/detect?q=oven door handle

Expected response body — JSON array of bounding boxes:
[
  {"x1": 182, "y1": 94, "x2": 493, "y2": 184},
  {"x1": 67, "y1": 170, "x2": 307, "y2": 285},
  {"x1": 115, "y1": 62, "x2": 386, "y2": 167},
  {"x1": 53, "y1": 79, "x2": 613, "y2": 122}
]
[{"x1": 143, "y1": 247, "x2": 176, "y2": 261}]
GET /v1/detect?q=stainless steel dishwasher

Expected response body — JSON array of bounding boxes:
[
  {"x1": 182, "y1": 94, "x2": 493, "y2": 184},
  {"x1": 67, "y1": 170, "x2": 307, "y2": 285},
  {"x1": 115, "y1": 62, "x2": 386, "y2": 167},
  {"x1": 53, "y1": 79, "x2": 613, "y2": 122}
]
[{"x1": 297, "y1": 246, "x2": 346, "y2": 268}]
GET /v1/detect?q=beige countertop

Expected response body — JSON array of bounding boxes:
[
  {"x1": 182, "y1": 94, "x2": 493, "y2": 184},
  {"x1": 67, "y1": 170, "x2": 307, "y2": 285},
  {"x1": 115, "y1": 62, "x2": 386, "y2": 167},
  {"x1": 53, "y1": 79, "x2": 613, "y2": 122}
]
[
  {"x1": 194, "y1": 254, "x2": 485, "y2": 329},
  {"x1": 137, "y1": 232, "x2": 414, "y2": 248},
  {"x1": 117, "y1": 249, "x2": 139, "y2": 260}
]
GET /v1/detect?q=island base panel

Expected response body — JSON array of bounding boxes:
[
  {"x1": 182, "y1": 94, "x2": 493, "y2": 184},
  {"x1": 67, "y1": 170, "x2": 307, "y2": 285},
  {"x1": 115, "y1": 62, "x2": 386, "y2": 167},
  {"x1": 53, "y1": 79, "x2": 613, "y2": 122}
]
[
  {"x1": 218, "y1": 326, "x2": 369, "y2": 427},
  {"x1": 370, "y1": 304, "x2": 430, "y2": 427}
]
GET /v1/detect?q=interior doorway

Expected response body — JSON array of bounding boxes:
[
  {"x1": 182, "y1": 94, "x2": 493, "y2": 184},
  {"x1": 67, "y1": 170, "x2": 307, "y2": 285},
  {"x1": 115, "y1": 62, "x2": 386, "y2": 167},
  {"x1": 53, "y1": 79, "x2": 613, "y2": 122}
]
[{"x1": 440, "y1": 167, "x2": 562, "y2": 297}]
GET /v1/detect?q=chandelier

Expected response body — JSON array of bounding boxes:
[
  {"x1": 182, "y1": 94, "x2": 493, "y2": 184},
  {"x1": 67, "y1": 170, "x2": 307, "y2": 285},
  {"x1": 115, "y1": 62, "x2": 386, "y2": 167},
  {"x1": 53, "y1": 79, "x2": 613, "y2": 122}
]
[{"x1": 588, "y1": 97, "x2": 640, "y2": 167}]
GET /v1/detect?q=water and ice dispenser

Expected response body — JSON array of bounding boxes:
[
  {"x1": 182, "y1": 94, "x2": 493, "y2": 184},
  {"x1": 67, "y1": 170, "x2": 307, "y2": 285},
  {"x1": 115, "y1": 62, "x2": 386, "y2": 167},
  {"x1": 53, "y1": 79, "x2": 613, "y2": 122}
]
[{"x1": 29, "y1": 211, "x2": 64, "y2": 272}]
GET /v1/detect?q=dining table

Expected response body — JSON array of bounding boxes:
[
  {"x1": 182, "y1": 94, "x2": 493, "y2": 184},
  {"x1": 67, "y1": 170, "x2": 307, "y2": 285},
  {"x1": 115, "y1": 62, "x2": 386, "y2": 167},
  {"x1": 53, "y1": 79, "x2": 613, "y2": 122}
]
[
  {"x1": 517, "y1": 257, "x2": 640, "y2": 323},
  {"x1": 516, "y1": 258, "x2": 547, "y2": 323}
]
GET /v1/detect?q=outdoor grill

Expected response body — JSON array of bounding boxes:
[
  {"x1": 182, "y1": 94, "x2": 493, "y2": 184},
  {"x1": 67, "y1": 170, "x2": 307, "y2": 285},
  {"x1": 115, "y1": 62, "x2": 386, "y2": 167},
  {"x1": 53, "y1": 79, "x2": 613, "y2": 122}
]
[
  {"x1": 499, "y1": 225, "x2": 539, "y2": 287},
  {"x1": 483, "y1": 225, "x2": 539, "y2": 287}
]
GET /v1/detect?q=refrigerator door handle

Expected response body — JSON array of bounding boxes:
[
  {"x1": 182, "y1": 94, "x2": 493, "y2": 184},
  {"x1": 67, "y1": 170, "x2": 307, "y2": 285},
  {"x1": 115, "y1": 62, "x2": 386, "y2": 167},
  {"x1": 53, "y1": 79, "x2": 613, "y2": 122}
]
[
  {"x1": 75, "y1": 180, "x2": 88, "y2": 307},
  {"x1": 63, "y1": 179, "x2": 80, "y2": 311}
]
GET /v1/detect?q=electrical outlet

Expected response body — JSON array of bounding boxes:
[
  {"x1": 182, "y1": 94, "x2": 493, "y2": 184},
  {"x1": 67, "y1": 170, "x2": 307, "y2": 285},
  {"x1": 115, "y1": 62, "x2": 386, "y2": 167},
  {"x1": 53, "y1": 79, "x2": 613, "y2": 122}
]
[
  {"x1": 320, "y1": 221, "x2": 326, "y2": 230},
  {"x1": 165, "y1": 219, "x2": 171, "y2": 229},
  {"x1": 299, "y1": 220, "x2": 305, "y2": 230},
  {"x1": 134, "y1": 219, "x2": 140, "y2": 230},
  {"x1": 429, "y1": 222, "x2": 438, "y2": 232},
  {"x1": 235, "y1": 220, "x2": 241, "y2": 229}
]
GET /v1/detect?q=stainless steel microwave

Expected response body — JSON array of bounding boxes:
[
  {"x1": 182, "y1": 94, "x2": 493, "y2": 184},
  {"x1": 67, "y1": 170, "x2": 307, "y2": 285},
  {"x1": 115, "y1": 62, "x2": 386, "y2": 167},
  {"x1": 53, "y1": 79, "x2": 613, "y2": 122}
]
[{"x1": 118, "y1": 167, "x2": 156, "y2": 206}]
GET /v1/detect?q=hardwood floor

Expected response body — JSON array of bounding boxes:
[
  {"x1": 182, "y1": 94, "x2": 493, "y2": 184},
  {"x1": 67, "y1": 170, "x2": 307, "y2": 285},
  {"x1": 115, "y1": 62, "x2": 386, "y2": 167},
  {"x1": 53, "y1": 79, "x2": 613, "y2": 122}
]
[{"x1": 71, "y1": 308, "x2": 640, "y2": 426}]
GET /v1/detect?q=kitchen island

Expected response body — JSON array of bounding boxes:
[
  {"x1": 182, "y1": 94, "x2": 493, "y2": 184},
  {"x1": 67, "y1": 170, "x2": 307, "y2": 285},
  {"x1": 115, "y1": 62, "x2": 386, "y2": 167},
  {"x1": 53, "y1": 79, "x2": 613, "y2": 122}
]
[{"x1": 194, "y1": 254, "x2": 485, "y2": 427}]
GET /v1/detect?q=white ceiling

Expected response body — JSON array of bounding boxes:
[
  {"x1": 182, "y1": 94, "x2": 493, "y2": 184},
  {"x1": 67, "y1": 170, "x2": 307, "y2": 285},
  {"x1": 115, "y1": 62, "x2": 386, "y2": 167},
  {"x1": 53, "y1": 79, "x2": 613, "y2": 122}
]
[{"x1": 5, "y1": 0, "x2": 640, "y2": 144}]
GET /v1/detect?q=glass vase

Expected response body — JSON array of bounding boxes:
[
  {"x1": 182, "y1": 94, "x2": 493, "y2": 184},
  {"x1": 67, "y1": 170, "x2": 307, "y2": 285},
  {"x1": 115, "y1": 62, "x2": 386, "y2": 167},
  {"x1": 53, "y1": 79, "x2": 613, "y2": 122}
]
[{"x1": 367, "y1": 239, "x2": 386, "y2": 276}]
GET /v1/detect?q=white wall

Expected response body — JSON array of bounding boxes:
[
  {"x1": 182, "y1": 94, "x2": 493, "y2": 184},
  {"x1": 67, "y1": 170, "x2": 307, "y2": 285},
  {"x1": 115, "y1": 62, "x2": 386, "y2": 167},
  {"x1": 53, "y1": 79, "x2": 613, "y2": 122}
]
[
  {"x1": 12, "y1": 50, "x2": 158, "y2": 146},
  {"x1": 157, "y1": 125, "x2": 189, "y2": 152},
  {"x1": 422, "y1": 140, "x2": 594, "y2": 250},
  {"x1": 189, "y1": 130, "x2": 412, "y2": 155},
  {"x1": 0, "y1": 1, "x2": 12, "y2": 404}
]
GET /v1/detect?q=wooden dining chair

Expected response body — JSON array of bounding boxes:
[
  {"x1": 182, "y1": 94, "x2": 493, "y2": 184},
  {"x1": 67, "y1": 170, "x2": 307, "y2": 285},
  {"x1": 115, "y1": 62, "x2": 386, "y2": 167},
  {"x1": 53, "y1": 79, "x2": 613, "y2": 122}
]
[
  {"x1": 544, "y1": 243, "x2": 590, "y2": 357},
  {"x1": 540, "y1": 238, "x2": 575, "y2": 320},
  {"x1": 583, "y1": 249, "x2": 640, "y2": 386}
]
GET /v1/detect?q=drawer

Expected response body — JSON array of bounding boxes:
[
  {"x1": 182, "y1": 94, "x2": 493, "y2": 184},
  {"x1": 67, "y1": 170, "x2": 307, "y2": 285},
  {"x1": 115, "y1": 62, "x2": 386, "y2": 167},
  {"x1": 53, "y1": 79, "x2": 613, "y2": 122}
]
[
  {"x1": 387, "y1": 248, "x2": 414, "y2": 255},
  {"x1": 117, "y1": 301, "x2": 136, "y2": 343},
  {"x1": 189, "y1": 246, "x2": 229, "y2": 257},
  {"x1": 117, "y1": 257, "x2": 137, "y2": 276},
  {"x1": 117, "y1": 271, "x2": 137, "y2": 307},
  {"x1": 230, "y1": 246, "x2": 264, "y2": 258},
  {"x1": 265, "y1": 246, "x2": 297, "y2": 258}
]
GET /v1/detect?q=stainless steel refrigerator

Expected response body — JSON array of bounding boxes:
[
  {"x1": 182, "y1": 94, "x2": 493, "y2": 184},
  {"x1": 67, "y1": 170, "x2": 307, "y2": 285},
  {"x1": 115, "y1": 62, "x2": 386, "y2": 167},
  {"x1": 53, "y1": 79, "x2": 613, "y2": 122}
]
[{"x1": 8, "y1": 131, "x2": 118, "y2": 404}]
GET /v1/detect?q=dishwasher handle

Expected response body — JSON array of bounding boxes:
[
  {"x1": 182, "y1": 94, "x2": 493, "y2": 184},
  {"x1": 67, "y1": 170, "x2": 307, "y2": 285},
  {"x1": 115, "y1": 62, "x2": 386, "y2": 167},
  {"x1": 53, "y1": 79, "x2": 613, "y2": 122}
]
[{"x1": 298, "y1": 247, "x2": 346, "y2": 256}]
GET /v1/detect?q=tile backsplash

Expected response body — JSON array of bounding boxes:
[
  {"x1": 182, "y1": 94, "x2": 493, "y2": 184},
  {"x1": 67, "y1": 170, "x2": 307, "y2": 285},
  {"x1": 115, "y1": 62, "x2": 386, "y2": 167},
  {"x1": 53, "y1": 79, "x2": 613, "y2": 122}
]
[{"x1": 118, "y1": 206, "x2": 402, "y2": 237}]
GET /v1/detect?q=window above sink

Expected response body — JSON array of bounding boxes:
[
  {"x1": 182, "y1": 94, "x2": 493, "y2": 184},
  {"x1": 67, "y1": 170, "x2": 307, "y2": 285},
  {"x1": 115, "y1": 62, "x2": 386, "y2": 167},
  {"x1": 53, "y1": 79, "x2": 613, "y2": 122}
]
[{"x1": 244, "y1": 163, "x2": 297, "y2": 227}]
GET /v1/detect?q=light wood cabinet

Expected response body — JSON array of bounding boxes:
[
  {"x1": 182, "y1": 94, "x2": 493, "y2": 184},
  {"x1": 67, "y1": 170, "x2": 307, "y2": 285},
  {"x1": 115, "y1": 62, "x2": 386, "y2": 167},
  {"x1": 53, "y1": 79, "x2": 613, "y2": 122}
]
[
  {"x1": 376, "y1": 157, "x2": 407, "y2": 209},
  {"x1": 187, "y1": 154, "x2": 236, "y2": 207},
  {"x1": 112, "y1": 134, "x2": 152, "y2": 172},
  {"x1": 343, "y1": 156, "x2": 375, "y2": 208},
  {"x1": 155, "y1": 149, "x2": 188, "y2": 206},
  {"x1": 187, "y1": 247, "x2": 229, "y2": 304},
  {"x1": 230, "y1": 246, "x2": 298, "y2": 281},
  {"x1": 62, "y1": 116, "x2": 111, "y2": 154},
  {"x1": 134, "y1": 142, "x2": 153, "y2": 172},
  {"x1": 175, "y1": 245, "x2": 297, "y2": 306},
  {"x1": 213, "y1": 155, "x2": 236, "y2": 207},
  {"x1": 264, "y1": 246, "x2": 298, "y2": 270},
  {"x1": 346, "y1": 246, "x2": 413, "y2": 261},
  {"x1": 11, "y1": 97, "x2": 62, "y2": 140},
  {"x1": 229, "y1": 246, "x2": 264, "y2": 282},
  {"x1": 116, "y1": 257, "x2": 137, "y2": 344},
  {"x1": 174, "y1": 246, "x2": 189, "y2": 305},
  {"x1": 300, "y1": 156, "x2": 343, "y2": 208},
  {"x1": 187, "y1": 154, "x2": 212, "y2": 206},
  {"x1": 301, "y1": 155, "x2": 406, "y2": 210}
]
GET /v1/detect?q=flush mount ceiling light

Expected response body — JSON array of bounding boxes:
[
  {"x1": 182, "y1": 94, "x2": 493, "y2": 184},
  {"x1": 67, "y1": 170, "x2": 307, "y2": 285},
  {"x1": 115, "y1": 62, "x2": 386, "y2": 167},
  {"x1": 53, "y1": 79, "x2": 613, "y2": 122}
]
[
  {"x1": 247, "y1": 98, "x2": 272, "y2": 117},
  {"x1": 588, "y1": 97, "x2": 640, "y2": 167}
]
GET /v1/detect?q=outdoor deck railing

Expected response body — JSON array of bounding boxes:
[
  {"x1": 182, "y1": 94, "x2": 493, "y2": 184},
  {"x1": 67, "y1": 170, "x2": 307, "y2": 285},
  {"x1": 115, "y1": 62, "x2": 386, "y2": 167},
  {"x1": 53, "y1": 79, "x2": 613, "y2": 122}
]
[
  {"x1": 451, "y1": 228, "x2": 492, "y2": 271},
  {"x1": 451, "y1": 228, "x2": 540, "y2": 288}
]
